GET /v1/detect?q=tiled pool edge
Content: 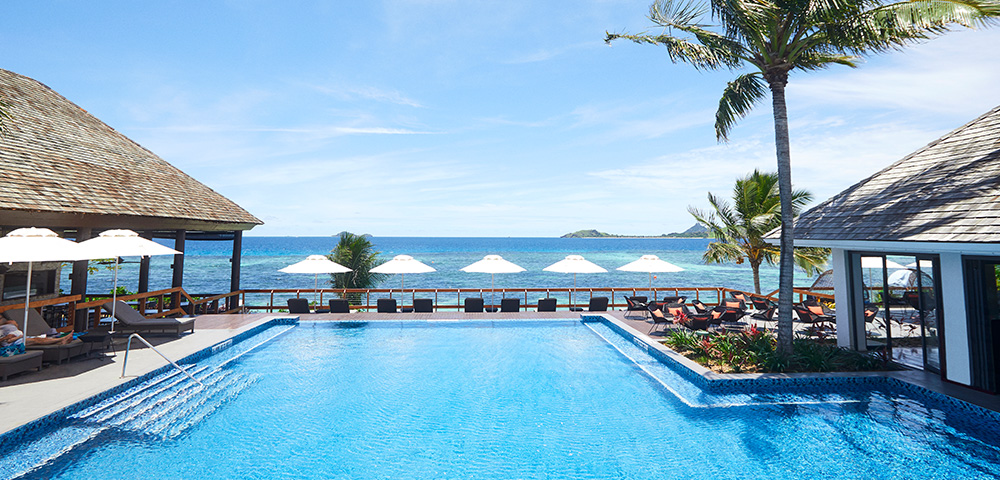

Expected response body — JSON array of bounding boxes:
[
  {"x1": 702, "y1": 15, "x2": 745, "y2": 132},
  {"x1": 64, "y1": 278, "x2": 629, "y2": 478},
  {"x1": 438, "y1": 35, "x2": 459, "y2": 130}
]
[
  {"x1": 0, "y1": 317, "x2": 299, "y2": 452},
  {"x1": 582, "y1": 313, "x2": 1000, "y2": 423}
]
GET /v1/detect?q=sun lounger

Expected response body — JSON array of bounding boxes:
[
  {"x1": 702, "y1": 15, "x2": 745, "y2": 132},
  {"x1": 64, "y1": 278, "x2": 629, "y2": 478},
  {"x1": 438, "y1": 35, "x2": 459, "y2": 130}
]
[
  {"x1": 413, "y1": 298, "x2": 433, "y2": 313},
  {"x1": 287, "y1": 298, "x2": 311, "y2": 314},
  {"x1": 3, "y1": 308, "x2": 91, "y2": 364},
  {"x1": 464, "y1": 298, "x2": 484, "y2": 313},
  {"x1": 101, "y1": 301, "x2": 195, "y2": 336},
  {"x1": 500, "y1": 298, "x2": 520, "y2": 312},
  {"x1": 0, "y1": 350, "x2": 43, "y2": 381},
  {"x1": 377, "y1": 298, "x2": 397, "y2": 313},
  {"x1": 328, "y1": 299, "x2": 351, "y2": 313},
  {"x1": 537, "y1": 298, "x2": 557, "y2": 312},
  {"x1": 690, "y1": 299, "x2": 710, "y2": 314},
  {"x1": 588, "y1": 297, "x2": 609, "y2": 312}
]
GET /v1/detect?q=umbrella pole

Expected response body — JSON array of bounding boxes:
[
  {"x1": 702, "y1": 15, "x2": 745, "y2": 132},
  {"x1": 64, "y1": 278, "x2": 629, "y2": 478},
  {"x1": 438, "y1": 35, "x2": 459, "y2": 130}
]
[
  {"x1": 110, "y1": 258, "x2": 120, "y2": 334},
  {"x1": 314, "y1": 274, "x2": 319, "y2": 304},
  {"x1": 572, "y1": 273, "x2": 577, "y2": 307},
  {"x1": 491, "y1": 273, "x2": 495, "y2": 309},
  {"x1": 22, "y1": 261, "x2": 32, "y2": 341}
]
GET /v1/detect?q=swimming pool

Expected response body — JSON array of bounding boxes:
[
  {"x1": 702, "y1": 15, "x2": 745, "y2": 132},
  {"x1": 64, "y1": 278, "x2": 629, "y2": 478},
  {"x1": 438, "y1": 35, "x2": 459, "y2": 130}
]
[{"x1": 2, "y1": 318, "x2": 1000, "y2": 479}]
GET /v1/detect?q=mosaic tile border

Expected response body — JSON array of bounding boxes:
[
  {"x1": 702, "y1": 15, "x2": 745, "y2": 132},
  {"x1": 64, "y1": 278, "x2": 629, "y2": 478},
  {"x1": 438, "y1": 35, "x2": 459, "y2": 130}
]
[{"x1": 0, "y1": 317, "x2": 299, "y2": 451}]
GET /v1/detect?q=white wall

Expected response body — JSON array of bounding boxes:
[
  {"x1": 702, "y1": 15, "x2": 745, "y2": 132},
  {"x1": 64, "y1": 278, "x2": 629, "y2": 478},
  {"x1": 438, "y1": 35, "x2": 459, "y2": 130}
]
[
  {"x1": 940, "y1": 252, "x2": 971, "y2": 385},
  {"x1": 831, "y1": 248, "x2": 853, "y2": 349}
]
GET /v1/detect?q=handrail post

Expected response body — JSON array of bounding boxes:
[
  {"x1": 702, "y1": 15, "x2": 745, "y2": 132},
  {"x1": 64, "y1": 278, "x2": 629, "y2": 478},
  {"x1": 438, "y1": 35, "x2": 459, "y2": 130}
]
[{"x1": 121, "y1": 333, "x2": 203, "y2": 386}]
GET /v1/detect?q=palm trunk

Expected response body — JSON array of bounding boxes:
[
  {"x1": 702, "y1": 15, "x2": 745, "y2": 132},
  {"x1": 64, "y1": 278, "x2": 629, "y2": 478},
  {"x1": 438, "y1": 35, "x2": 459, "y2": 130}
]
[
  {"x1": 769, "y1": 74, "x2": 795, "y2": 354},
  {"x1": 751, "y1": 262, "x2": 762, "y2": 294}
]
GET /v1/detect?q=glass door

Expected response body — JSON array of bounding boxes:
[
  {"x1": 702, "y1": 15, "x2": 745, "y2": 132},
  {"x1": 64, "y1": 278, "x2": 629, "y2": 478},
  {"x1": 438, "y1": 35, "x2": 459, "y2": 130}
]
[{"x1": 857, "y1": 253, "x2": 940, "y2": 372}]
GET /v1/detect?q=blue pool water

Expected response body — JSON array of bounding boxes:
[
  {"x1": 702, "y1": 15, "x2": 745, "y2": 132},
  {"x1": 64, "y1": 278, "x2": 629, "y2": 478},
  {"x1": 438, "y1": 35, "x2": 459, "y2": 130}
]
[{"x1": 4, "y1": 319, "x2": 1000, "y2": 479}]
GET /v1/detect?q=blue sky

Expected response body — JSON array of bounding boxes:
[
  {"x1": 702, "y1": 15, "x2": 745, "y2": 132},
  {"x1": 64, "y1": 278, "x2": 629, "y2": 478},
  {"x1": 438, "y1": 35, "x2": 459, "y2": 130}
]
[{"x1": 3, "y1": 1, "x2": 999, "y2": 237}]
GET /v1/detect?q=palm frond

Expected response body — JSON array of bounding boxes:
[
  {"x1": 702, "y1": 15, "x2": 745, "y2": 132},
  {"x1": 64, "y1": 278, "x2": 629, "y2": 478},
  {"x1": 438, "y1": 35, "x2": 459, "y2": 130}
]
[
  {"x1": 792, "y1": 247, "x2": 831, "y2": 276},
  {"x1": 715, "y1": 72, "x2": 767, "y2": 141}
]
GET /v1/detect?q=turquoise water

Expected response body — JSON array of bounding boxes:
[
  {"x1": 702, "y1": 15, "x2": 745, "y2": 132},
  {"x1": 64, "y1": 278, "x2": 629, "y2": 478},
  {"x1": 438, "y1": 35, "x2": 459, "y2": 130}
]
[
  {"x1": 11, "y1": 320, "x2": 1000, "y2": 479},
  {"x1": 73, "y1": 236, "x2": 802, "y2": 300}
]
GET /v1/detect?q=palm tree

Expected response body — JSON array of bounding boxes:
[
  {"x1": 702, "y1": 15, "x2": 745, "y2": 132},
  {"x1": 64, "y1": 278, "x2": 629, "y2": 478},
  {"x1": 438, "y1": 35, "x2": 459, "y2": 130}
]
[
  {"x1": 690, "y1": 170, "x2": 828, "y2": 294},
  {"x1": 328, "y1": 232, "x2": 388, "y2": 303},
  {"x1": 606, "y1": 0, "x2": 999, "y2": 352}
]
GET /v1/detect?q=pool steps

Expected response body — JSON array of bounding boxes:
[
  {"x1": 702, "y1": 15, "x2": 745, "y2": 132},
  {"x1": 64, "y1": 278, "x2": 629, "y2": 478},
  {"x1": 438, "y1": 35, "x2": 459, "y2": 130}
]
[{"x1": 0, "y1": 323, "x2": 294, "y2": 480}]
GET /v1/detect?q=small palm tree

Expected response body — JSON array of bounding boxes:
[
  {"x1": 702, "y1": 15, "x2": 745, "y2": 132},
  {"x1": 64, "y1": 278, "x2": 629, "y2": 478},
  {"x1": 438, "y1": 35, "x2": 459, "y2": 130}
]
[
  {"x1": 328, "y1": 232, "x2": 388, "y2": 303},
  {"x1": 690, "y1": 170, "x2": 828, "y2": 294},
  {"x1": 606, "y1": 0, "x2": 999, "y2": 352}
]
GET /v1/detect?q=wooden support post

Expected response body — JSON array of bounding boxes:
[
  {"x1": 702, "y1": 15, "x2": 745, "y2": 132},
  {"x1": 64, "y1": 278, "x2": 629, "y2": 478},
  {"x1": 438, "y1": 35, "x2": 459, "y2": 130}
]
[
  {"x1": 171, "y1": 230, "x2": 186, "y2": 308},
  {"x1": 138, "y1": 230, "x2": 152, "y2": 294},
  {"x1": 230, "y1": 230, "x2": 242, "y2": 311},
  {"x1": 70, "y1": 228, "x2": 92, "y2": 331}
]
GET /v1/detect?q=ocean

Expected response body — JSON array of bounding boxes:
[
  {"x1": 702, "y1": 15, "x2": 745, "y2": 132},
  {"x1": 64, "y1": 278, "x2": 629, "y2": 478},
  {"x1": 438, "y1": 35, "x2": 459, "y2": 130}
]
[{"x1": 71, "y1": 237, "x2": 797, "y2": 301}]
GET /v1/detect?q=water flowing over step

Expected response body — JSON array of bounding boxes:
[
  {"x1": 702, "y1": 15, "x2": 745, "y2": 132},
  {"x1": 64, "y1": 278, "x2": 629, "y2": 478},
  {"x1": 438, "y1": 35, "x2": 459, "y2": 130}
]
[{"x1": 0, "y1": 324, "x2": 294, "y2": 480}]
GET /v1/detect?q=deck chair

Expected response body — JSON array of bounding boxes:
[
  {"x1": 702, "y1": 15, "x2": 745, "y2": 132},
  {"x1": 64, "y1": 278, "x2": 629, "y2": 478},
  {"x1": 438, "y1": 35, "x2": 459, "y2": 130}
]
[
  {"x1": 377, "y1": 298, "x2": 397, "y2": 313},
  {"x1": 464, "y1": 297, "x2": 484, "y2": 313},
  {"x1": 328, "y1": 299, "x2": 351, "y2": 313},
  {"x1": 668, "y1": 304, "x2": 710, "y2": 331},
  {"x1": 0, "y1": 350, "x2": 43, "y2": 381},
  {"x1": 101, "y1": 301, "x2": 195, "y2": 336},
  {"x1": 537, "y1": 298, "x2": 557, "y2": 312},
  {"x1": 588, "y1": 297, "x2": 609, "y2": 312},
  {"x1": 500, "y1": 298, "x2": 520, "y2": 312},
  {"x1": 624, "y1": 296, "x2": 649, "y2": 319},
  {"x1": 690, "y1": 299, "x2": 710, "y2": 314},
  {"x1": 661, "y1": 295, "x2": 687, "y2": 304},
  {"x1": 794, "y1": 304, "x2": 836, "y2": 337},
  {"x1": 864, "y1": 305, "x2": 880, "y2": 323},
  {"x1": 648, "y1": 305, "x2": 676, "y2": 334},
  {"x1": 2, "y1": 308, "x2": 91, "y2": 364},
  {"x1": 287, "y1": 298, "x2": 310, "y2": 314},
  {"x1": 413, "y1": 299, "x2": 433, "y2": 313},
  {"x1": 748, "y1": 296, "x2": 774, "y2": 312}
]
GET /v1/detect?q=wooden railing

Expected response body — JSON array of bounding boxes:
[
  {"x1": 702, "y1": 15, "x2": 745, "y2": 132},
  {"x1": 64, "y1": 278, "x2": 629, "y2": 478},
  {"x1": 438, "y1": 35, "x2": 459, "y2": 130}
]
[{"x1": 238, "y1": 286, "x2": 783, "y2": 312}]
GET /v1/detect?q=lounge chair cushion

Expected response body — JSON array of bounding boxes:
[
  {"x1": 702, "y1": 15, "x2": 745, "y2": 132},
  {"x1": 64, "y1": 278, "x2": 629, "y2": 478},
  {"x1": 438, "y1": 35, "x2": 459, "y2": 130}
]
[{"x1": 103, "y1": 300, "x2": 150, "y2": 324}]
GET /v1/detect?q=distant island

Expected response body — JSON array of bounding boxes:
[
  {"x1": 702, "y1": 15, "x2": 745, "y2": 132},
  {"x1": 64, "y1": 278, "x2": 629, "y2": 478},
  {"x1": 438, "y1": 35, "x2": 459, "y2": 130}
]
[{"x1": 561, "y1": 224, "x2": 709, "y2": 238}]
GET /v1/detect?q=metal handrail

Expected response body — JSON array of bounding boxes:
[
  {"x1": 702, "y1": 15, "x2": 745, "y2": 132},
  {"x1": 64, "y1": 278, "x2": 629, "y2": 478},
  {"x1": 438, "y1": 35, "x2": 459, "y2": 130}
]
[{"x1": 121, "y1": 333, "x2": 204, "y2": 386}]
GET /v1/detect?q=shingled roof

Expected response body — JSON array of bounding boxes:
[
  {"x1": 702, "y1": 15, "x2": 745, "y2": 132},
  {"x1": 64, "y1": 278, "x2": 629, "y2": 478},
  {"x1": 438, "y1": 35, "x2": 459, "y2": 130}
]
[
  {"x1": 0, "y1": 68, "x2": 261, "y2": 232},
  {"x1": 788, "y1": 105, "x2": 1000, "y2": 244}
]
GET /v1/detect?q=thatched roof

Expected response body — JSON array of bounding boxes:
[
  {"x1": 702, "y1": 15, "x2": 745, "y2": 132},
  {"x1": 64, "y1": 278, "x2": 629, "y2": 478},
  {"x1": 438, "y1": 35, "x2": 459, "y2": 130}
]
[
  {"x1": 786, "y1": 105, "x2": 1000, "y2": 244},
  {"x1": 0, "y1": 68, "x2": 261, "y2": 233}
]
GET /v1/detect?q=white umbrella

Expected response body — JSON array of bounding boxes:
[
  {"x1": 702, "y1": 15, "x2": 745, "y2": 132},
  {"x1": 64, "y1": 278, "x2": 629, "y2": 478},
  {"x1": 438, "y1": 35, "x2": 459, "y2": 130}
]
[
  {"x1": 617, "y1": 254, "x2": 684, "y2": 291},
  {"x1": 79, "y1": 229, "x2": 181, "y2": 333},
  {"x1": 279, "y1": 255, "x2": 352, "y2": 303},
  {"x1": 860, "y1": 256, "x2": 906, "y2": 294},
  {"x1": 371, "y1": 255, "x2": 436, "y2": 290},
  {"x1": 543, "y1": 255, "x2": 607, "y2": 305},
  {"x1": 0, "y1": 228, "x2": 90, "y2": 340},
  {"x1": 461, "y1": 255, "x2": 526, "y2": 307}
]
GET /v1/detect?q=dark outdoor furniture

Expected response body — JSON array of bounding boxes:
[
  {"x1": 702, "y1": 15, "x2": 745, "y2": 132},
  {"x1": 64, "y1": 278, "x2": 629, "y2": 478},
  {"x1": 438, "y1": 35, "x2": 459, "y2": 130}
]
[
  {"x1": 864, "y1": 305, "x2": 880, "y2": 323},
  {"x1": 666, "y1": 303, "x2": 710, "y2": 331},
  {"x1": 0, "y1": 350, "x2": 43, "y2": 381},
  {"x1": 648, "y1": 305, "x2": 675, "y2": 334},
  {"x1": 464, "y1": 298, "x2": 484, "y2": 313},
  {"x1": 690, "y1": 299, "x2": 710, "y2": 314},
  {"x1": 413, "y1": 298, "x2": 434, "y2": 313},
  {"x1": 751, "y1": 306, "x2": 776, "y2": 322},
  {"x1": 287, "y1": 298, "x2": 310, "y2": 314},
  {"x1": 624, "y1": 296, "x2": 649, "y2": 319},
  {"x1": 377, "y1": 298, "x2": 397, "y2": 313},
  {"x1": 102, "y1": 301, "x2": 196, "y2": 336},
  {"x1": 328, "y1": 299, "x2": 351, "y2": 313},
  {"x1": 748, "y1": 296, "x2": 774, "y2": 312},
  {"x1": 500, "y1": 298, "x2": 520, "y2": 312},
  {"x1": 588, "y1": 297, "x2": 609, "y2": 312},
  {"x1": 3, "y1": 308, "x2": 91, "y2": 364},
  {"x1": 794, "y1": 304, "x2": 836, "y2": 337},
  {"x1": 720, "y1": 299, "x2": 748, "y2": 313},
  {"x1": 537, "y1": 298, "x2": 557, "y2": 312},
  {"x1": 709, "y1": 306, "x2": 743, "y2": 326},
  {"x1": 661, "y1": 296, "x2": 687, "y2": 304}
]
